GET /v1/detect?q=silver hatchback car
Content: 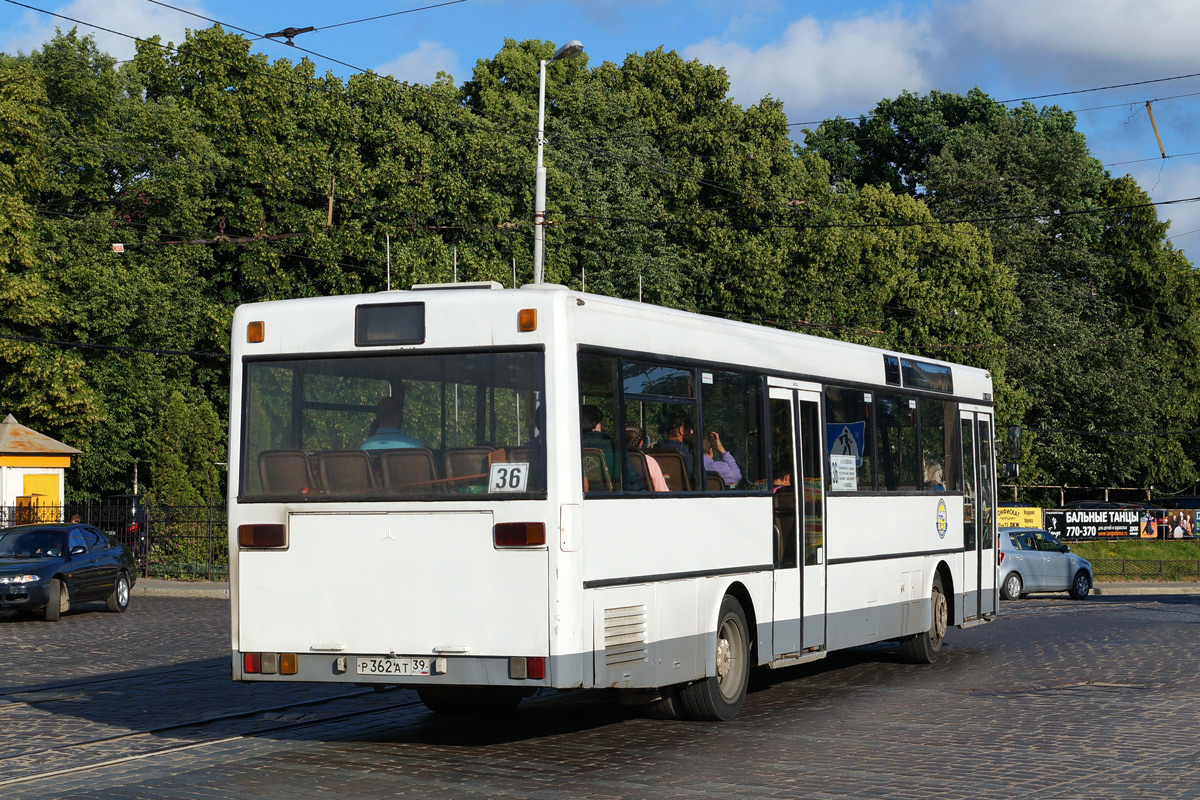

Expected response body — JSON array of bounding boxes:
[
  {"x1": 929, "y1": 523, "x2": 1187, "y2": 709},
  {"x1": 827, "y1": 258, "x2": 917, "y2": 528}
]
[{"x1": 999, "y1": 527, "x2": 1093, "y2": 600}]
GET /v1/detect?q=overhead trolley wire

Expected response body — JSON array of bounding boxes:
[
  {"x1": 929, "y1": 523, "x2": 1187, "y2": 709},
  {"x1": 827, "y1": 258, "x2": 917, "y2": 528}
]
[
  {"x1": 6, "y1": 0, "x2": 761, "y2": 207},
  {"x1": 137, "y1": 0, "x2": 469, "y2": 40}
]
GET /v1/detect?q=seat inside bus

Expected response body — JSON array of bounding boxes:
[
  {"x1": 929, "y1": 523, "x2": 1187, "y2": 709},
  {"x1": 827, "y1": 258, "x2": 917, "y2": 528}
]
[
  {"x1": 259, "y1": 450, "x2": 320, "y2": 494},
  {"x1": 646, "y1": 450, "x2": 690, "y2": 491},
  {"x1": 318, "y1": 450, "x2": 377, "y2": 494},
  {"x1": 378, "y1": 448, "x2": 441, "y2": 492},
  {"x1": 582, "y1": 448, "x2": 613, "y2": 491},
  {"x1": 443, "y1": 447, "x2": 495, "y2": 479}
]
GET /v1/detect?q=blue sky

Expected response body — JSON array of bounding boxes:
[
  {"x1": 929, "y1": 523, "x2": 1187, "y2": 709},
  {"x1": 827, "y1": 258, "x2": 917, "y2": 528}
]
[{"x1": 4, "y1": 0, "x2": 1200, "y2": 264}]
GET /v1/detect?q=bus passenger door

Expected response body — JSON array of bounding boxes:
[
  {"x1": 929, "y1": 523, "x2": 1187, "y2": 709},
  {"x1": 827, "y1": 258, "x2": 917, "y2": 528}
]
[
  {"x1": 768, "y1": 387, "x2": 801, "y2": 658},
  {"x1": 768, "y1": 384, "x2": 826, "y2": 658},
  {"x1": 960, "y1": 410, "x2": 998, "y2": 621},
  {"x1": 976, "y1": 415, "x2": 998, "y2": 617},
  {"x1": 959, "y1": 413, "x2": 978, "y2": 620},
  {"x1": 797, "y1": 391, "x2": 826, "y2": 651}
]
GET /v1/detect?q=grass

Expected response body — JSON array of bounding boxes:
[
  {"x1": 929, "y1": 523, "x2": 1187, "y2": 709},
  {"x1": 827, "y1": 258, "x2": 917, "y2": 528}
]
[
  {"x1": 1068, "y1": 539, "x2": 1200, "y2": 561},
  {"x1": 1067, "y1": 539, "x2": 1200, "y2": 582}
]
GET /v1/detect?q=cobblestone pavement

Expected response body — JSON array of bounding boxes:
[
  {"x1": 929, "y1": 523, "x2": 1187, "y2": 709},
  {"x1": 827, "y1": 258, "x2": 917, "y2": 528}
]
[{"x1": 1, "y1": 591, "x2": 1197, "y2": 800}]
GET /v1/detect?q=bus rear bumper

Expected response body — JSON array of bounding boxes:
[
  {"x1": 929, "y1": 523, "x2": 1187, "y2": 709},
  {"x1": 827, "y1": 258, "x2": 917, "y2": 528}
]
[{"x1": 232, "y1": 650, "x2": 578, "y2": 689}]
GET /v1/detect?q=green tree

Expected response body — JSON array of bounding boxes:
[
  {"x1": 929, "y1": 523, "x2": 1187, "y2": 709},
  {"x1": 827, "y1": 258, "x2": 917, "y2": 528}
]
[
  {"x1": 148, "y1": 390, "x2": 223, "y2": 505},
  {"x1": 808, "y1": 90, "x2": 1200, "y2": 493}
]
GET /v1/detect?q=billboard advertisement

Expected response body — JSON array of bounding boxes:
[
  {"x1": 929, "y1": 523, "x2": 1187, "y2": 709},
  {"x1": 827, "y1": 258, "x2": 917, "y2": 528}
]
[{"x1": 1043, "y1": 509, "x2": 1140, "y2": 539}]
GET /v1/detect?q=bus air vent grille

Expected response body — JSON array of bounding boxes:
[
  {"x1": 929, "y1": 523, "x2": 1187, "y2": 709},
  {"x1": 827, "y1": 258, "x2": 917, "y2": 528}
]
[{"x1": 603, "y1": 605, "x2": 648, "y2": 667}]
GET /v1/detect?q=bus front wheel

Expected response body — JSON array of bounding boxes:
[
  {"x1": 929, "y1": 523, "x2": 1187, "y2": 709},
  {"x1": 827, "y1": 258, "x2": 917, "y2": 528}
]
[
  {"x1": 678, "y1": 594, "x2": 750, "y2": 721},
  {"x1": 900, "y1": 573, "x2": 947, "y2": 664}
]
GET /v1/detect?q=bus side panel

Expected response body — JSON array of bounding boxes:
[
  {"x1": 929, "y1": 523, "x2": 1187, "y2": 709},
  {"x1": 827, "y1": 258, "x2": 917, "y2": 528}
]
[
  {"x1": 825, "y1": 496, "x2": 964, "y2": 651},
  {"x1": 589, "y1": 574, "x2": 773, "y2": 690},
  {"x1": 591, "y1": 581, "x2": 700, "y2": 688},
  {"x1": 580, "y1": 497, "x2": 772, "y2": 585},
  {"x1": 826, "y1": 495, "x2": 963, "y2": 562},
  {"x1": 825, "y1": 558, "x2": 943, "y2": 650}
]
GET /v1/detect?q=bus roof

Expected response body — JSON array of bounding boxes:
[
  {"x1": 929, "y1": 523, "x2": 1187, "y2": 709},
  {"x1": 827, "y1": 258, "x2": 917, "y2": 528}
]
[{"x1": 231, "y1": 284, "x2": 992, "y2": 402}]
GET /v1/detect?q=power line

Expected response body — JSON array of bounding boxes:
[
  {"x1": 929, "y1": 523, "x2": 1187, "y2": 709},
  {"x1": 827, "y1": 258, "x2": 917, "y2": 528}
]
[
  {"x1": 0, "y1": 332, "x2": 228, "y2": 359},
  {"x1": 6, "y1": 0, "x2": 752, "y2": 204},
  {"x1": 312, "y1": 1, "x2": 469, "y2": 32},
  {"x1": 1024, "y1": 425, "x2": 1200, "y2": 438},
  {"x1": 138, "y1": 0, "x2": 469, "y2": 40},
  {"x1": 788, "y1": 69, "x2": 1200, "y2": 129},
  {"x1": 556, "y1": 194, "x2": 1200, "y2": 233}
]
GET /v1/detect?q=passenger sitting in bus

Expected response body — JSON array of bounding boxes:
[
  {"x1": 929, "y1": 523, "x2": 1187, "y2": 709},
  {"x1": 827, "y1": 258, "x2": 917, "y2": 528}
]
[
  {"x1": 772, "y1": 471, "x2": 792, "y2": 493},
  {"x1": 703, "y1": 430, "x2": 742, "y2": 488},
  {"x1": 361, "y1": 392, "x2": 424, "y2": 451},
  {"x1": 626, "y1": 425, "x2": 668, "y2": 492},
  {"x1": 654, "y1": 410, "x2": 695, "y2": 475},
  {"x1": 924, "y1": 462, "x2": 946, "y2": 491},
  {"x1": 581, "y1": 404, "x2": 617, "y2": 476}
]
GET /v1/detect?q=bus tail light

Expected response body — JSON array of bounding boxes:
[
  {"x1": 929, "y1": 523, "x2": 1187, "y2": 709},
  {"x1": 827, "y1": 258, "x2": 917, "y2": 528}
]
[
  {"x1": 509, "y1": 656, "x2": 546, "y2": 680},
  {"x1": 494, "y1": 522, "x2": 545, "y2": 547},
  {"x1": 243, "y1": 652, "x2": 297, "y2": 675},
  {"x1": 238, "y1": 523, "x2": 286, "y2": 548}
]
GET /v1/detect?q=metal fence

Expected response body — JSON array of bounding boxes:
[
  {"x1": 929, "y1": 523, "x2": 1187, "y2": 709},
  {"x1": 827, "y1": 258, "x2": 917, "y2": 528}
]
[
  {"x1": 1091, "y1": 559, "x2": 1200, "y2": 580},
  {"x1": 0, "y1": 502, "x2": 228, "y2": 581}
]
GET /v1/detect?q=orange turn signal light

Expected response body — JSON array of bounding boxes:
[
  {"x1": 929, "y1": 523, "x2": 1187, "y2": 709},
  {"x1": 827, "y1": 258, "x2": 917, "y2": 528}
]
[
  {"x1": 238, "y1": 523, "x2": 286, "y2": 548},
  {"x1": 518, "y1": 309, "x2": 537, "y2": 332},
  {"x1": 494, "y1": 522, "x2": 545, "y2": 547},
  {"x1": 247, "y1": 320, "x2": 264, "y2": 343}
]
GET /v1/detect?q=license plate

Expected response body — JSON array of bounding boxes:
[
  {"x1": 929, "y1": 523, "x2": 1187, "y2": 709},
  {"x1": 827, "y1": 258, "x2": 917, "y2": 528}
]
[{"x1": 355, "y1": 656, "x2": 431, "y2": 676}]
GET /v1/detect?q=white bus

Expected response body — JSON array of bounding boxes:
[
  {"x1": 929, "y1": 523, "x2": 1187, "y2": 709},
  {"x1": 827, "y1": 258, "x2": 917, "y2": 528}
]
[{"x1": 228, "y1": 282, "x2": 998, "y2": 720}]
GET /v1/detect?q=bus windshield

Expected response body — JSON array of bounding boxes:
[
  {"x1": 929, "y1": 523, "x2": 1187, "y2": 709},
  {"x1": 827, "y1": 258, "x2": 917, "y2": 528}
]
[{"x1": 239, "y1": 349, "x2": 546, "y2": 501}]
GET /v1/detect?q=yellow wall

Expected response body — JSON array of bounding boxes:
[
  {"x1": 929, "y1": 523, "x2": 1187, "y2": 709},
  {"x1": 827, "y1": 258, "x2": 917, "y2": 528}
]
[
  {"x1": 0, "y1": 456, "x2": 72, "y2": 468},
  {"x1": 22, "y1": 473, "x2": 61, "y2": 506}
]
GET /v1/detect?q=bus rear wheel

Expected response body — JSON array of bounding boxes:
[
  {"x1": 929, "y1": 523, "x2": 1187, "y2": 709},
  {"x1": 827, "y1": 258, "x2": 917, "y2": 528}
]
[
  {"x1": 900, "y1": 573, "x2": 947, "y2": 664},
  {"x1": 678, "y1": 594, "x2": 750, "y2": 721}
]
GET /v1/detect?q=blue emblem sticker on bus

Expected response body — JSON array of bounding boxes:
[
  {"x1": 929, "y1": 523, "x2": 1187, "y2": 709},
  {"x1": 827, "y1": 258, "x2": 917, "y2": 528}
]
[{"x1": 936, "y1": 499, "x2": 948, "y2": 539}]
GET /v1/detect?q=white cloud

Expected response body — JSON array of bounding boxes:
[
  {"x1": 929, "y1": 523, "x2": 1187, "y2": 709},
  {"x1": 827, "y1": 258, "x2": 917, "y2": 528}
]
[
  {"x1": 684, "y1": 11, "x2": 936, "y2": 122},
  {"x1": 1, "y1": 0, "x2": 204, "y2": 61},
  {"x1": 939, "y1": 0, "x2": 1200, "y2": 83},
  {"x1": 376, "y1": 41, "x2": 461, "y2": 85}
]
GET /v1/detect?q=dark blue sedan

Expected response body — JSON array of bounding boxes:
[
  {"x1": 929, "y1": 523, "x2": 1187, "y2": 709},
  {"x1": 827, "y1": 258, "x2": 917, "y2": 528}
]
[{"x1": 0, "y1": 523, "x2": 136, "y2": 621}]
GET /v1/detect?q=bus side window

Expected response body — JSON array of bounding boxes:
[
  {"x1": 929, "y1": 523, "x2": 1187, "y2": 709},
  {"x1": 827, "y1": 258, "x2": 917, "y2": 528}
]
[{"x1": 579, "y1": 355, "x2": 623, "y2": 494}]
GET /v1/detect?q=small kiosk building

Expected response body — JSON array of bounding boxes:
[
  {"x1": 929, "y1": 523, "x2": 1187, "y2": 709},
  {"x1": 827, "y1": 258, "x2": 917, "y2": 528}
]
[{"x1": 0, "y1": 414, "x2": 81, "y2": 523}]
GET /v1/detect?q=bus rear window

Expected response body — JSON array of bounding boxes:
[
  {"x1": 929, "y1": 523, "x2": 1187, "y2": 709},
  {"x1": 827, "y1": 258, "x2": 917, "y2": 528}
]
[{"x1": 241, "y1": 350, "x2": 546, "y2": 500}]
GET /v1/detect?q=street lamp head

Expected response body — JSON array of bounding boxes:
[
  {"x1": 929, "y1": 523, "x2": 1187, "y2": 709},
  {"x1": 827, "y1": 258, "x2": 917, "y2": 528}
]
[{"x1": 551, "y1": 40, "x2": 584, "y2": 62}]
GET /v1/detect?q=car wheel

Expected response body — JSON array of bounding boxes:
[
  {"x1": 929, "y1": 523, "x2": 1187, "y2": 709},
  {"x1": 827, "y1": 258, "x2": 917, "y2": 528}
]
[
  {"x1": 1069, "y1": 570, "x2": 1091, "y2": 600},
  {"x1": 42, "y1": 578, "x2": 69, "y2": 622},
  {"x1": 1001, "y1": 571, "x2": 1023, "y2": 601},
  {"x1": 901, "y1": 572, "x2": 948, "y2": 664},
  {"x1": 106, "y1": 573, "x2": 131, "y2": 612},
  {"x1": 677, "y1": 594, "x2": 751, "y2": 721}
]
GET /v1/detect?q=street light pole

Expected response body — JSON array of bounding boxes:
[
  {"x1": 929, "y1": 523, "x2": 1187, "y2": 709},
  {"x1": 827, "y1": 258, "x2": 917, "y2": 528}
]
[{"x1": 532, "y1": 40, "x2": 583, "y2": 285}]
